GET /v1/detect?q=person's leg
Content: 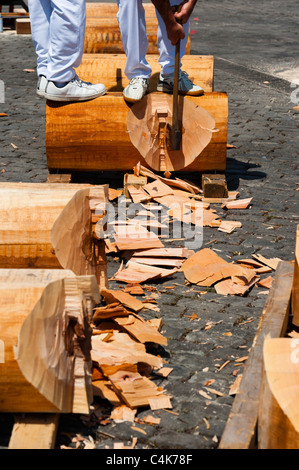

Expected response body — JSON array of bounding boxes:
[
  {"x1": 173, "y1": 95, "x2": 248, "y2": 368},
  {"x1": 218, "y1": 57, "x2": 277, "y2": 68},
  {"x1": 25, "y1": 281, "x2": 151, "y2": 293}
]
[
  {"x1": 46, "y1": 0, "x2": 86, "y2": 83},
  {"x1": 117, "y1": 0, "x2": 151, "y2": 79},
  {"x1": 28, "y1": 0, "x2": 51, "y2": 79},
  {"x1": 155, "y1": 0, "x2": 188, "y2": 77},
  {"x1": 155, "y1": 0, "x2": 203, "y2": 95}
]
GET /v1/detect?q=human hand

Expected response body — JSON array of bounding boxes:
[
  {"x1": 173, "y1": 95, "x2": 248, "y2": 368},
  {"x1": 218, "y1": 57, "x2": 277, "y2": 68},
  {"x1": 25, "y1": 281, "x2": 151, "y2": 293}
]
[
  {"x1": 166, "y1": 19, "x2": 185, "y2": 45},
  {"x1": 173, "y1": 0, "x2": 196, "y2": 25}
]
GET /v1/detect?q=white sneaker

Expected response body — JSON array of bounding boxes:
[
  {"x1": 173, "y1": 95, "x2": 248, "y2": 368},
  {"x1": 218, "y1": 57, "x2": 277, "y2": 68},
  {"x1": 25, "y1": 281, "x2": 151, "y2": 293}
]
[
  {"x1": 44, "y1": 74, "x2": 106, "y2": 102},
  {"x1": 36, "y1": 75, "x2": 48, "y2": 97},
  {"x1": 157, "y1": 71, "x2": 204, "y2": 96},
  {"x1": 123, "y1": 77, "x2": 149, "y2": 103}
]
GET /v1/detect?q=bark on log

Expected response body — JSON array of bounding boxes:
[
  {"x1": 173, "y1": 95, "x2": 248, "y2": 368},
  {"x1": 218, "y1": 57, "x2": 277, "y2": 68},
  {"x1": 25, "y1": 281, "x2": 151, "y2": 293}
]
[
  {"x1": 0, "y1": 183, "x2": 108, "y2": 289},
  {"x1": 0, "y1": 269, "x2": 100, "y2": 413},
  {"x1": 46, "y1": 92, "x2": 228, "y2": 173}
]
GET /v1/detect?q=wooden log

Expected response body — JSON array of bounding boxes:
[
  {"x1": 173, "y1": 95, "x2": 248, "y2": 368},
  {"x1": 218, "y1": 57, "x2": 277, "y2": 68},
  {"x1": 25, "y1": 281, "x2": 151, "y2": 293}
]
[
  {"x1": 84, "y1": 3, "x2": 191, "y2": 54},
  {"x1": 218, "y1": 261, "x2": 294, "y2": 449},
  {"x1": 258, "y1": 338, "x2": 299, "y2": 449},
  {"x1": 292, "y1": 225, "x2": 299, "y2": 327},
  {"x1": 76, "y1": 54, "x2": 214, "y2": 93},
  {"x1": 46, "y1": 92, "x2": 228, "y2": 173},
  {"x1": 0, "y1": 183, "x2": 108, "y2": 289},
  {"x1": 0, "y1": 269, "x2": 100, "y2": 413}
]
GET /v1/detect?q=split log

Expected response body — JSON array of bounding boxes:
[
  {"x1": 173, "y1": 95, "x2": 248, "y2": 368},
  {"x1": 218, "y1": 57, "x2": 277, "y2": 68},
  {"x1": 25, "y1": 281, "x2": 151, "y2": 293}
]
[
  {"x1": 127, "y1": 93, "x2": 216, "y2": 172},
  {"x1": 0, "y1": 183, "x2": 108, "y2": 289},
  {"x1": 84, "y1": 3, "x2": 191, "y2": 54},
  {"x1": 0, "y1": 269, "x2": 100, "y2": 413},
  {"x1": 258, "y1": 337, "x2": 299, "y2": 449},
  {"x1": 76, "y1": 54, "x2": 213, "y2": 93},
  {"x1": 46, "y1": 92, "x2": 228, "y2": 173}
]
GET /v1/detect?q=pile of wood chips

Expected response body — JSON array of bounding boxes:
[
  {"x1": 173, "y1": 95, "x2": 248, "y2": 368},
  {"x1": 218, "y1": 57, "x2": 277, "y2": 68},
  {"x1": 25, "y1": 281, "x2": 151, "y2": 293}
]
[{"x1": 88, "y1": 164, "x2": 282, "y2": 427}]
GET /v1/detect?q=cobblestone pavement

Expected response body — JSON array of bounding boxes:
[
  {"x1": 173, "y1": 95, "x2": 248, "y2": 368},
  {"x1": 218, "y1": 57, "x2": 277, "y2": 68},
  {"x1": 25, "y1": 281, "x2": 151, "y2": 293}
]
[{"x1": 0, "y1": 0, "x2": 298, "y2": 453}]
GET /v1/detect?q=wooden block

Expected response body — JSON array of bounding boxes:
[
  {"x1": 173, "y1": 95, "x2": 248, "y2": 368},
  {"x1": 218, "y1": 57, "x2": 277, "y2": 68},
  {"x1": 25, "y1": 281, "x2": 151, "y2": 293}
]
[
  {"x1": 124, "y1": 173, "x2": 147, "y2": 198},
  {"x1": 46, "y1": 92, "x2": 228, "y2": 173},
  {"x1": 47, "y1": 172, "x2": 72, "y2": 183},
  {"x1": 202, "y1": 173, "x2": 228, "y2": 198},
  {"x1": 77, "y1": 54, "x2": 214, "y2": 93},
  {"x1": 218, "y1": 261, "x2": 293, "y2": 449},
  {"x1": 16, "y1": 18, "x2": 31, "y2": 34},
  {"x1": 9, "y1": 414, "x2": 59, "y2": 449}
]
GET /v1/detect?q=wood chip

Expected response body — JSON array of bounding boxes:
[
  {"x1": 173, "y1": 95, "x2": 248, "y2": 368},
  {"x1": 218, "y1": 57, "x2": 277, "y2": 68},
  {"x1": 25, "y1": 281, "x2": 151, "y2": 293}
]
[
  {"x1": 100, "y1": 288, "x2": 144, "y2": 312},
  {"x1": 222, "y1": 198, "x2": 252, "y2": 210},
  {"x1": 252, "y1": 253, "x2": 282, "y2": 270}
]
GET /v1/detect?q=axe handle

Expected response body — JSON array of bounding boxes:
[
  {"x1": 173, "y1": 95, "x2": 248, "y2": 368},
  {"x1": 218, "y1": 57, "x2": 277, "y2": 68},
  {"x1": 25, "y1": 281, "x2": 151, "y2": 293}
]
[{"x1": 172, "y1": 38, "x2": 181, "y2": 150}]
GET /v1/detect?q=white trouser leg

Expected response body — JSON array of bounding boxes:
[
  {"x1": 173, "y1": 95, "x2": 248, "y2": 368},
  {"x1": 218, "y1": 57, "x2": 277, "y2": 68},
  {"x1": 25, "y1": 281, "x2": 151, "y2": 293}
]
[
  {"x1": 28, "y1": 0, "x2": 86, "y2": 83},
  {"x1": 117, "y1": 0, "x2": 152, "y2": 79},
  {"x1": 28, "y1": 0, "x2": 51, "y2": 78},
  {"x1": 155, "y1": 0, "x2": 189, "y2": 77}
]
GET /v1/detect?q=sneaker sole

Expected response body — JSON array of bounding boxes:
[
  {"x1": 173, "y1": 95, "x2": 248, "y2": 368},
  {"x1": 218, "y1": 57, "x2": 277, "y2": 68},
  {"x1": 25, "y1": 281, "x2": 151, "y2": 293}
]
[
  {"x1": 36, "y1": 90, "x2": 46, "y2": 98},
  {"x1": 44, "y1": 89, "x2": 106, "y2": 102},
  {"x1": 156, "y1": 86, "x2": 204, "y2": 96},
  {"x1": 123, "y1": 91, "x2": 148, "y2": 103}
]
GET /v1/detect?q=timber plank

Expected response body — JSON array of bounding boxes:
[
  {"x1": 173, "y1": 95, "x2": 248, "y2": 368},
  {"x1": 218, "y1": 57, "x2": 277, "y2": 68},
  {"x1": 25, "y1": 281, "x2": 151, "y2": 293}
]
[
  {"x1": 218, "y1": 261, "x2": 294, "y2": 449},
  {"x1": 46, "y1": 92, "x2": 228, "y2": 173},
  {"x1": 77, "y1": 54, "x2": 213, "y2": 93}
]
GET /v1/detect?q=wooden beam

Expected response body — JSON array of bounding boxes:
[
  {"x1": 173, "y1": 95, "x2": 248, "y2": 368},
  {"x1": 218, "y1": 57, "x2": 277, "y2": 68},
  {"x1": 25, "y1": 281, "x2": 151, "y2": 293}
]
[
  {"x1": 0, "y1": 269, "x2": 100, "y2": 413},
  {"x1": 46, "y1": 92, "x2": 227, "y2": 174},
  {"x1": 218, "y1": 261, "x2": 294, "y2": 449},
  {"x1": 77, "y1": 54, "x2": 214, "y2": 93},
  {"x1": 0, "y1": 183, "x2": 108, "y2": 289}
]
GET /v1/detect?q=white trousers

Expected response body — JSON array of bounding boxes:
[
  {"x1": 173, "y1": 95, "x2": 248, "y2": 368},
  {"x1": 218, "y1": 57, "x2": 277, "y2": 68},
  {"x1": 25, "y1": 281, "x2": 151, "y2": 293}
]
[
  {"x1": 117, "y1": 0, "x2": 190, "y2": 79},
  {"x1": 28, "y1": 0, "x2": 86, "y2": 83}
]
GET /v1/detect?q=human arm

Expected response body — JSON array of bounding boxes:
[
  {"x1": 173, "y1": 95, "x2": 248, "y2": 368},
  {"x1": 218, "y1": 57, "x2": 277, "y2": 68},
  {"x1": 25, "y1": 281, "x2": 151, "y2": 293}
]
[
  {"x1": 173, "y1": 0, "x2": 197, "y2": 25},
  {"x1": 150, "y1": 0, "x2": 186, "y2": 45}
]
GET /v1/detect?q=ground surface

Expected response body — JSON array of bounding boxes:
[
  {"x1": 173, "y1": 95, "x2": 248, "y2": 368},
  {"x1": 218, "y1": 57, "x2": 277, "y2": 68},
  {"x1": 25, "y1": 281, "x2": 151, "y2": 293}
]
[{"x1": 0, "y1": 0, "x2": 298, "y2": 453}]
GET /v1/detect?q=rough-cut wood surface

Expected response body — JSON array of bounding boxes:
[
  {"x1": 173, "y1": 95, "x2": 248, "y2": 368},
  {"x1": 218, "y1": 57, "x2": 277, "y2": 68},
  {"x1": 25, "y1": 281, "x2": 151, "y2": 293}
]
[
  {"x1": 46, "y1": 92, "x2": 228, "y2": 173},
  {"x1": 0, "y1": 269, "x2": 100, "y2": 413},
  {"x1": 127, "y1": 93, "x2": 215, "y2": 172},
  {"x1": 77, "y1": 54, "x2": 213, "y2": 93},
  {"x1": 218, "y1": 261, "x2": 294, "y2": 449},
  {"x1": 258, "y1": 338, "x2": 299, "y2": 449},
  {"x1": 0, "y1": 183, "x2": 108, "y2": 289},
  {"x1": 84, "y1": 3, "x2": 191, "y2": 54},
  {"x1": 8, "y1": 414, "x2": 59, "y2": 449}
]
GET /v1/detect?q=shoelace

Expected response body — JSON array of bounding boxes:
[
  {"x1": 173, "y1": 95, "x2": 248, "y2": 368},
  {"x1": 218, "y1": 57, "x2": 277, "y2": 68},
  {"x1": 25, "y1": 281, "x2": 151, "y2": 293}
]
[
  {"x1": 71, "y1": 74, "x2": 92, "y2": 87},
  {"x1": 129, "y1": 77, "x2": 148, "y2": 87}
]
